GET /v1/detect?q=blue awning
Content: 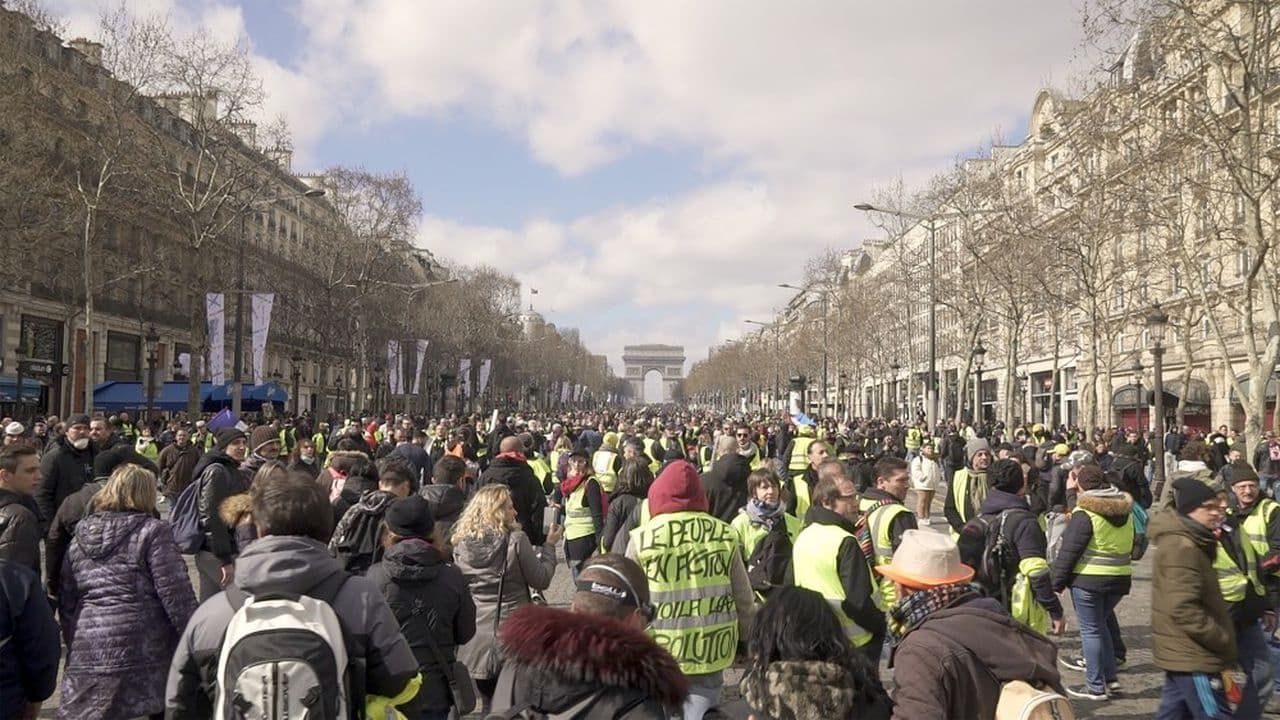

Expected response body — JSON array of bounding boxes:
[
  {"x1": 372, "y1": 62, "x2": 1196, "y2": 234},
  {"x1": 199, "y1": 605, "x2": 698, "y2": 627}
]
[
  {"x1": 203, "y1": 382, "x2": 288, "y2": 411},
  {"x1": 0, "y1": 375, "x2": 43, "y2": 404},
  {"x1": 94, "y1": 381, "x2": 216, "y2": 411}
]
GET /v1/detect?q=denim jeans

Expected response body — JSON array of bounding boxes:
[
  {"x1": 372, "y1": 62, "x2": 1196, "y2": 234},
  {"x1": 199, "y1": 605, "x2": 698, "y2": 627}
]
[
  {"x1": 1262, "y1": 474, "x2": 1280, "y2": 500},
  {"x1": 1239, "y1": 620, "x2": 1274, "y2": 718},
  {"x1": 682, "y1": 671, "x2": 723, "y2": 720},
  {"x1": 1071, "y1": 586, "x2": 1124, "y2": 692},
  {"x1": 1156, "y1": 672, "x2": 1234, "y2": 719}
]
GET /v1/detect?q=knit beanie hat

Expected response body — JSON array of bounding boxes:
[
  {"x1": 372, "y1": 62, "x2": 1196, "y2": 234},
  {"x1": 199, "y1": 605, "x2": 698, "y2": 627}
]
[
  {"x1": 1225, "y1": 459, "x2": 1260, "y2": 485},
  {"x1": 647, "y1": 461, "x2": 708, "y2": 516},
  {"x1": 1173, "y1": 476, "x2": 1220, "y2": 515},
  {"x1": 93, "y1": 445, "x2": 148, "y2": 479},
  {"x1": 249, "y1": 426, "x2": 279, "y2": 454},
  {"x1": 384, "y1": 495, "x2": 435, "y2": 539},
  {"x1": 989, "y1": 458, "x2": 1025, "y2": 493},
  {"x1": 215, "y1": 427, "x2": 247, "y2": 451},
  {"x1": 965, "y1": 437, "x2": 991, "y2": 467}
]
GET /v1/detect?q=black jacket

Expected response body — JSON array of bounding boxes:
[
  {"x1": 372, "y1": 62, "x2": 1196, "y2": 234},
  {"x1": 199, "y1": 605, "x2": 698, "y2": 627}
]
[
  {"x1": 366, "y1": 539, "x2": 476, "y2": 715},
  {"x1": 978, "y1": 488, "x2": 1063, "y2": 619},
  {"x1": 193, "y1": 452, "x2": 250, "y2": 562},
  {"x1": 0, "y1": 491, "x2": 40, "y2": 579},
  {"x1": 419, "y1": 483, "x2": 467, "y2": 551},
  {"x1": 492, "y1": 604, "x2": 688, "y2": 719},
  {"x1": 794, "y1": 506, "x2": 887, "y2": 656},
  {"x1": 1109, "y1": 443, "x2": 1149, "y2": 507},
  {"x1": 601, "y1": 490, "x2": 644, "y2": 555},
  {"x1": 702, "y1": 453, "x2": 752, "y2": 524},
  {"x1": 477, "y1": 456, "x2": 548, "y2": 546},
  {"x1": 35, "y1": 435, "x2": 95, "y2": 525},
  {"x1": 1051, "y1": 488, "x2": 1134, "y2": 596},
  {"x1": 786, "y1": 466, "x2": 820, "y2": 517},
  {"x1": 0, "y1": 560, "x2": 59, "y2": 719},
  {"x1": 44, "y1": 479, "x2": 105, "y2": 598},
  {"x1": 389, "y1": 443, "x2": 433, "y2": 490}
]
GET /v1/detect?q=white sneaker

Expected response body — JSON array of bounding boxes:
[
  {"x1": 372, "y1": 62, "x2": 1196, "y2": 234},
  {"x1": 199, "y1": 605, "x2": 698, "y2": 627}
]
[{"x1": 919, "y1": 517, "x2": 931, "y2": 525}]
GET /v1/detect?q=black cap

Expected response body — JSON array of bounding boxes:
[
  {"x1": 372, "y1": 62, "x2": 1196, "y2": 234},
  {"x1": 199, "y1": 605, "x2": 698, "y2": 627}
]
[
  {"x1": 384, "y1": 495, "x2": 435, "y2": 539},
  {"x1": 1173, "y1": 476, "x2": 1220, "y2": 516},
  {"x1": 67, "y1": 414, "x2": 91, "y2": 428},
  {"x1": 215, "y1": 427, "x2": 247, "y2": 451}
]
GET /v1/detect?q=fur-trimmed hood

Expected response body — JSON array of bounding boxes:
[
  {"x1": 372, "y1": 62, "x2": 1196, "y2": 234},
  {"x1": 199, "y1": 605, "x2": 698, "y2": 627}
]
[
  {"x1": 741, "y1": 660, "x2": 891, "y2": 720},
  {"x1": 497, "y1": 604, "x2": 688, "y2": 712},
  {"x1": 219, "y1": 492, "x2": 253, "y2": 528},
  {"x1": 1076, "y1": 487, "x2": 1133, "y2": 525}
]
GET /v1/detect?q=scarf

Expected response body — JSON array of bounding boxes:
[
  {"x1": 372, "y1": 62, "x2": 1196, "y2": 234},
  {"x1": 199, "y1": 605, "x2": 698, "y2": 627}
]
[
  {"x1": 888, "y1": 581, "x2": 976, "y2": 642},
  {"x1": 497, "y1": 451, "x2": 527, "y2": 462},
  {"x1": 559, "y1": 474, "x2": 608, "y2": 520},
  {"x1": 745, "y1": 497, "x2": 785, "y2": 528}
]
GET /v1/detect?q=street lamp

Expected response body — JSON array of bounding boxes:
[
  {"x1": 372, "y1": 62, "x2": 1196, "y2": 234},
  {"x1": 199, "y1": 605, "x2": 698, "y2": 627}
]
[
  {"x1": 1015, "y1": 371, "x2": 1029, "y2": 426},
  {"x1": 144, "y1": 326, "x2": 159, "y2": 423},
  {"x1": 889, "y1": 361, "x2": 902, "y2": 419},
  {"x1": 14, "y1": 344, "x2": 26, "y2": 421},
  {"x1": 745, "y1": 319, "x2": 781, "y2": 413},
  {"x1": 972, "y1": 340, "x2": 987, "y2": 424},
  {"x1": 780, "y1": 283, "x2": 830, "y2": 418},
  {"x1": 1130, "y1": 357, "x2": 1145, "y2": 431},
  {"x1": 290, "y1": 354, "x2": 304, "y2": 415},
  {"x1": 334, "y1": 375, "x2": 344, "y2": 415},
  {"x1": 231, "y1": 187, "x2": 326, "y2": 416},
  {"x1": 1147, "y1": 303, "x2": 1170, "y2": 501}
]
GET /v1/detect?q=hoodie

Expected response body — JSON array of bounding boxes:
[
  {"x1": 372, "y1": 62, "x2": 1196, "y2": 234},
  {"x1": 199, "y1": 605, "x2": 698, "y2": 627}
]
[
  {"x1": 165, "y1": 535, "x2": 418, "y2": 719},
  {"x1": 889, "y1": 596, "x2": 1064, "y2": 720},
  {"x1": 1050, "y1": 487, "x2": 1134, "y2": 595},
  {"x1": 648, "y1": 461, "x2": 707, "y2": 516},
  {"x1": 1149, "y1": 507, "x2": 1237, "y2": 672}
]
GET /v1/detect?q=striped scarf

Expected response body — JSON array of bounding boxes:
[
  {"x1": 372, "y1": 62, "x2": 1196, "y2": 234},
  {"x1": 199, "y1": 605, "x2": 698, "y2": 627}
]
[{"x1": 888, "y1": 581, "x2": 976, "y2": 642}]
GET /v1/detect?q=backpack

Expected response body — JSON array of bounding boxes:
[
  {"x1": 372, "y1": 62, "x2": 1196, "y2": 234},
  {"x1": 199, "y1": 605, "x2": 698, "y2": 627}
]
[
  {"x1": 995, "y1": 680, "x2": 1075, "y2": 720},
  {"x1": 217, "y1": 573, "x2": 359, "y2": 720},
  {"x1": 744, "y1": 520, "x2": 793, "y2": 595},
  {"x1": 169, "y1": 466, "x2": 208, "y2": 554},
  {"x1": 1129, "y1": 503, "x2": 1149, "y2": 561},
  {"x1": 329, "y1": 504, "x2": 387, "y2": 575},
  {"x1": 957, "y1": 509, "x2": 1033, "y2": 607}
]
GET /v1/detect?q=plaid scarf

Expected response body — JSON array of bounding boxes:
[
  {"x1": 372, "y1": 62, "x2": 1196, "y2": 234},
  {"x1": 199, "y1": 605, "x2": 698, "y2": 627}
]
[{"x1": 888, "y1": 581, "x2": 977, "y2": 642}]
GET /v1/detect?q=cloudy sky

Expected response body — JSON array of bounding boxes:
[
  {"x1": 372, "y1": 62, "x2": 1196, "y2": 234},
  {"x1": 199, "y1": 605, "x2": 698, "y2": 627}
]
[{"x1": 49, "y1": 0, "x2": 1087, "y2": 375}]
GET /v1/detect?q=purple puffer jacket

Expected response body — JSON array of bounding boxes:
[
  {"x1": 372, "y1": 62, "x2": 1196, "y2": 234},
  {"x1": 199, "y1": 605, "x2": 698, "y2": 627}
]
[{"x1": 59, "y1": 510, "x2": 197, "y2": 676}]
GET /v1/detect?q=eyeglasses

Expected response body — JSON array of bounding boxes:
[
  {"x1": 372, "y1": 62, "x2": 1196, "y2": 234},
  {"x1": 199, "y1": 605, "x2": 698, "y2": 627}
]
[{"x1": 736, "y1": 432, "x2": 751, "y2": 438}]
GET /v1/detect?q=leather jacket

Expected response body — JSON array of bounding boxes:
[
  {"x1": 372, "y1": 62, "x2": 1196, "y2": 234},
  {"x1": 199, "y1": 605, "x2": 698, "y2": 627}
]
[{"x1": 195, "y1": 454, "x2": 249, "y2": 562}]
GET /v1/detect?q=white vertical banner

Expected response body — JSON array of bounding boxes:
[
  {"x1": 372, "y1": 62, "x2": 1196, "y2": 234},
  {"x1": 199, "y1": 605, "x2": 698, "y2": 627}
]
[
  {"x1": 412, "y1": 339, "x2": 429, "y2": 395},
  {"x1": 249, "y1": 293, "x2": 275, "y2": 384},
  {"x1": 575, "y1": 384, "x2": 583, "y2": 402},
  {"x1": 560, "y1": 381, "x2": 570, "y2": 404},
  {"x1": 477, "y1": 358, "x2": 493, "y2": 397},
  {"x1": 386, "y1": 340, "x2": 402, "y2": 395},
  {"x1": 458, "y1": 358, "x2": 472, "y2": 398},
  {"x1": 205, "y1": 293, "x2": 225, "y2": 385}
]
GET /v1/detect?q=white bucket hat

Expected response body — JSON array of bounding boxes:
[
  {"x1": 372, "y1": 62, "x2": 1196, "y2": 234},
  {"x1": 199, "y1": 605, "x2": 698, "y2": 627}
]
[{"x1": 875, "y1": 529, "x2": 975, "y2": 589}]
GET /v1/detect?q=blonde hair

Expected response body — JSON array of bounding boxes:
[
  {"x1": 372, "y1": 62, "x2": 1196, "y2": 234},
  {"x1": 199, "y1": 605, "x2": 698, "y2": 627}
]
[
  {"x1": 93, "y1": 464, "x2": 158, "y2": 514},
  {"x1": 452, "y1": 484, "x2": 520, "y2": 543}
]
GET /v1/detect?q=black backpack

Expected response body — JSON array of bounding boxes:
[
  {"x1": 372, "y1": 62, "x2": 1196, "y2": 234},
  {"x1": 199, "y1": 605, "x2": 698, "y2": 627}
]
[
  {"x1": 957, "y1": 509, "x2": 1033, "y2": 607},
  {"x1": 744, "y1": 520, "x2": 793, "y2": 596},
  {"x1": 329, "y1": 506, "x2": 387, "y2": 575}
]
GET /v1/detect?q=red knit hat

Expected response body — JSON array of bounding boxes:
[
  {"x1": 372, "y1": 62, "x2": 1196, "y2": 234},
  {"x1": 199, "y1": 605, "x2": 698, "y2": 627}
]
[{"x1": 647, "y1": 461, "x2": 708, "y2": 516}]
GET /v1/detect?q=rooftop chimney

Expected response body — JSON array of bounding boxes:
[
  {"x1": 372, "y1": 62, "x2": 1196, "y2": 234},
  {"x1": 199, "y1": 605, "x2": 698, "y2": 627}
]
[{"x1": 67, "y1": 38, "x2": 103, "y2": 67}]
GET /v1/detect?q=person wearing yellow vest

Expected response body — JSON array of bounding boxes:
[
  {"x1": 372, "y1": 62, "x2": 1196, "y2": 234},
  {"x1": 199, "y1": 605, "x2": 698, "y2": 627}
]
[
  {"x1": 1219, "y1": 462, "x2": 1276, "y2": 717},
  {"x1": 641, "y1": 433, "x2": 662, "y2": 475},
  {"x1": 943, "y1": 437, "x2": 992, "y2": 539},
  {"x1": 790, "y1": 460, "x2": 887, "y2": 664},
  {"x1": 786, "y1": 440, "x2": 829, "y2": 520},
  {"x1": 591, "y1": 433, "x2": 622, "y2": 494},
  {"x1": 626, "y1": 461, "x2": 755, "y2": 720},
  {"x1": 863, "y1": 457, "x2": 919, "y2": 609},
  {"x1": 658, "y1": 422, "x2": 686, "y2": 460},
  {"x1": 134, "y1": 427, "x2": 160, "y2": 462},
  {"x1": 551, "y1": 450, "x2": 605, "y2": 582},
  {"x1": 730, "y1": 468, "x2": 801, "y2": 600},
  {"x1": 734, "y1": 425, "x2": 764, "y2": 471},
  {"x1": 903, "y1": 422, "x2": 923, "y2": 462},
  {"x1": 311, "y1": 423, "x2": 329, "y2": 464},
  {"x1": 1049, "y1": 464, "x2": 1134, "y2": 701},
  {"x1": 971, "y1": 458, "x2": 1064, "y2": 636},
  {"x1": 783, "y1": 424, "x2": 817, "y2": 478}
]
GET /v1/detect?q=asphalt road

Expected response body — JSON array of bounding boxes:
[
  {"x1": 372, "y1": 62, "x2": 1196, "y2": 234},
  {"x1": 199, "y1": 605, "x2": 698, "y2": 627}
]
[{"x1": 36, "y1": 490, "x2": 1189, "y2": 719}]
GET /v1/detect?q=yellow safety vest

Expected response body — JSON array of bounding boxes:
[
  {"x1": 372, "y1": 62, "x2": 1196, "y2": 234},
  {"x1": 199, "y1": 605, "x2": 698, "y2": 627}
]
[
  {"x1": 629, "y1": 511, "x2": 740, "y2": 675},
  {"x1": 788, "y1": 437, "x2": 815, "y2": 474},
  {"x1": 527, "y1": 455, "x2": 553, "y2": 492},
  {"x1": 641, "y1": 438, "x2": 661, "y2": 474},
  {"x1": 135, "y1": 439, "x2": 159, "y2": 462},
  {"x1": 949, "y1": 469, "x2": 975, "y2": 540},
  {"x1": 591, "y1": 449, "x2": 618, "y2": 493},
  {"x1": 905, "y1": 427, "x2": 922, "y2": 450},
  {"x1": 792, "y1": 522, "x2": 877, "y2": 647},
  {"x1": 698, "y1": 446, "x2": 713, "y2": 473},
  {"x1": 1240, "y1": 499, "x2": 1279, "y2": 560},
  {"x1": 563, "y1": 482, "x2": 596, "y2": 541},
  {"x1": 858, "y1": 496, "x2": 881, "y2": 514},
  {"x1": 1011, "y1": 556, "x2": 1052, "y2": 635},
  {"x1": 1071, "y1": 509, "x2": 1134, "y2": 577},
  {"x1": 730, "y1": 511, "x2": 802, "y2": 560},
  {"x1": 312, "y1": 432, "x2": 328, "y2": 456},
  {"x1": 867, "y1": 503, "x2": 912, "y2": 608},
  {"x1": 791, "y1": 471, "x2": 813, "y2": 520},
  {"x1": 549, "y1": 450, "x2": 565, "y2": 476},
  {"x1": 1215, "y1": 533, "x2": 1263, "y2": 603}
]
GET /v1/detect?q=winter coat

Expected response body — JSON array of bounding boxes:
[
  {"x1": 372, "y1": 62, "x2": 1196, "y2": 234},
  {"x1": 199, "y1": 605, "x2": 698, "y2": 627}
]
[
  {"x1": 288, "y1": 456, "x2": 322, "y2": 480},
  {"x1": 477, "y1": 456, "x2": 549, "y2": 546},
  {"x1": 1149, "y1": 506, "x2": 1237, "y2": 672},
  {"x1": 35, "y1": 435, "x2": 96, "y2": 523},
  {"x1": 218, "y1": 494, "x2": 257, "y2": 556},
  {"x1": 453, "y1": 529, "x2": 557, "y2": 681},
  {"x1": 741, "y1": 660, "x2": 892, "y2": 720},
  {"x1": 492, "y1": 604, "x2": 688, "y2": 719},
  {"x1": 43, "y1": 480, "x2": 105, "y2": 599},
  {"x1": 193, "y1": 452, "x2": 250, "y2": 562},
  {"x1": 157, "y1": 442, "x2": 201, "y2": 499},
  {"x1": 1050, "y1": 487, "x2": 1134, "y2": 596},
  {"x1": 977, "y1": 488, "x2": 1063, "y2": 618},
  {"x1": 58, "y1": 511, "x2": 197, "y2": 719},
  {"x1": 329, "y1": 489, "x2": 400, "y2": 574},
  {"x1": 419, "y1": 483, "x2": 467, "y2": 553},
  {"x1": 600, "y1": 489, "x2": 645, "y2": 555},
  {"x1": 0, "y1": 490, "x2": 40, "y2": 577},
  {"x1": 702, "y1": 453, "x2": 752, "y2": 524},
  {"x1": 367, "y1": 539, "x2": 476, "y2": 716},
  {"x1": 1109, "y1": 442, "x2": 1148, "y2": 507},
  {"x1": 389, "y1": 442, "x2": 433, "y2": 488},
  {"x1": 889, "y1": 596, "x2": 1064, "y2": 720},
  {"x1": 165, "y1": 535, "x2": 419, "y2": 719},
  {"x1": 0, "y1": 560, "x2": 59, "y2": 720}
]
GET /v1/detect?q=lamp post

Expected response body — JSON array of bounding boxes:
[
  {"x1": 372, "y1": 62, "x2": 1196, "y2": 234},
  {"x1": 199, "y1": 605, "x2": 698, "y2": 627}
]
[
  {"x1": 889, "y1": 361, "x2": 902, "y2": 419},
  {"x1": 14, "y1": 345, "x2": 27, "y2": 421},
  {"x1": 290, "y1": 354, "x2": 304, "y2": 415},
  {"x1": 231, "y1": 188, "x2": 326, "y2": 417},
  {"x1": 1130, "y1": 358, "x2": 1145, "y2": 431},
  {"x1": 972, "y1": 340, "x2": 987, "y2": 424},
  {"x1": 745, "y1": 319, "x2": 780, "y2": 413},
  {"x1": 780, "y1": 283, "x2": 830, "y2": 418},
  {"x1": 335, "y1": 376, "x2": 344, "y2": 415},
  {"x1": 144, "y1": 326, "x2": 159, "y2": 423},
  {"x1": 1015, "y1": 371, "x2": 1029, "y2": 426},
  {"x1": 1147, "y1": 304, "x2": 1170, "y2": 502}
]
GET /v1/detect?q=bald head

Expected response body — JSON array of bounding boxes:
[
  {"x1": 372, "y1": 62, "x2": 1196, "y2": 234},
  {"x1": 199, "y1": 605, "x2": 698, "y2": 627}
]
[{"x1": 500, "y1": 436, "x2": 523, "y2": 453}]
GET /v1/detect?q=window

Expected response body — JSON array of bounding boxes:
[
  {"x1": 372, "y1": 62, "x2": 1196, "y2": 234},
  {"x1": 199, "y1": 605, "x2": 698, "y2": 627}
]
[
  {"x1": 105, "y1": 332, "x2": 141, "y2": 382},
  {"x1": 1172, "y1": 267, "x2": 1184, "y2": 294},
  {"x1": 1049, "y1": 152, "x2": 1060, "y2": 171}
]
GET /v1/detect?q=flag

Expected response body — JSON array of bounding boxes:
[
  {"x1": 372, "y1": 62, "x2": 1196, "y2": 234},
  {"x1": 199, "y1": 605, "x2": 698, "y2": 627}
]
[
  {"x1": 249, "y1": 293, "x2": 274, "y2": 384},
  {"x1": 458, "y1": 358, "x2": 472, "y2": 397},
  {"x1": 412, "y1": 340, "x2": 428, "y2": 395},
  {"x1": 206, "y1": 294, "x2": 225, "y2": 385},
  {"x1": 477, "y1": 359, "x2": 493, "y2": 396},
  {"x1": 387, "y1": 340, "x2": 402, "y2": 395}
]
